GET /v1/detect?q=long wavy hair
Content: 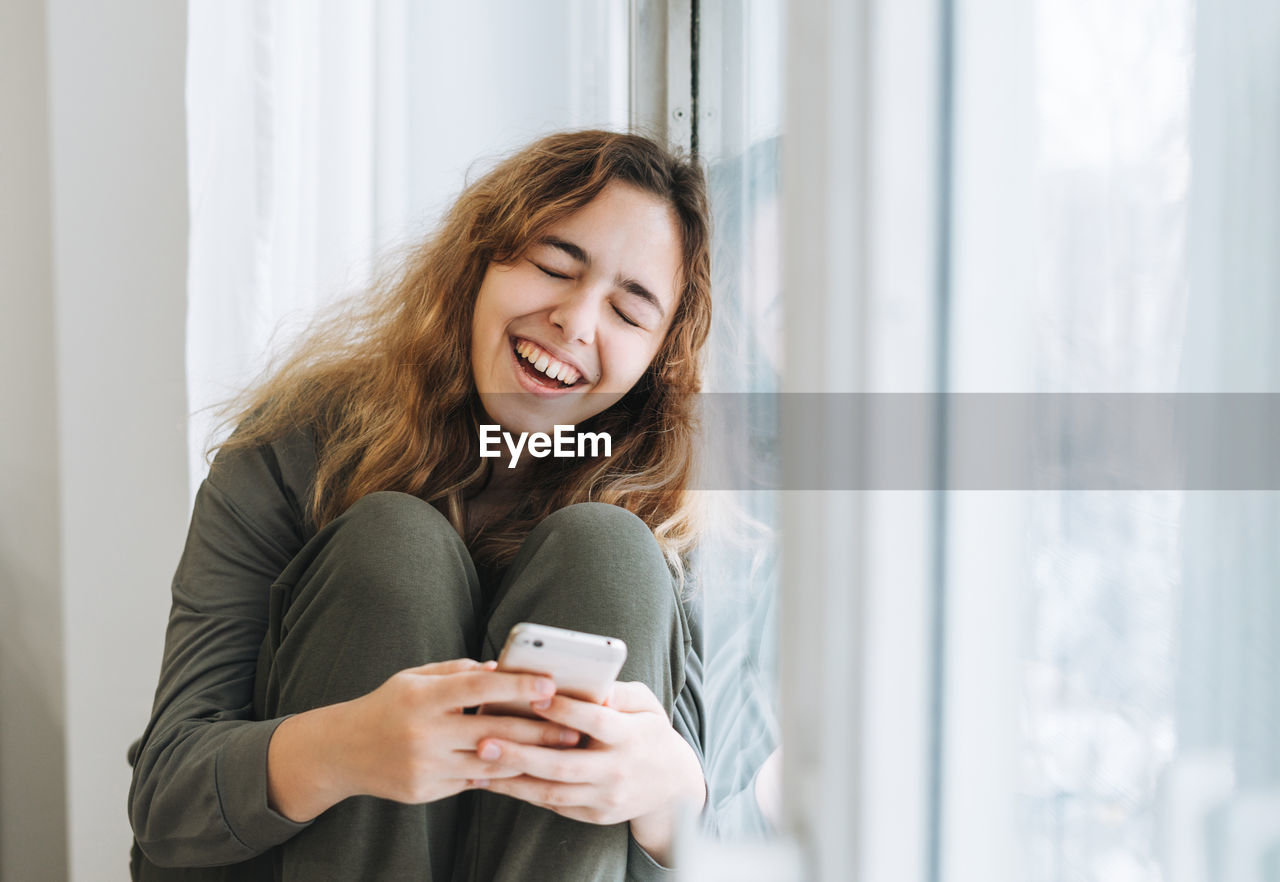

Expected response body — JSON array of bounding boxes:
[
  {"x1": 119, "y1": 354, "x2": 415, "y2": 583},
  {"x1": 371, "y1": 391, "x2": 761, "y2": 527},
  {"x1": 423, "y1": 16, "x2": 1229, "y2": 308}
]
[{"x1": 214, "y1": 130, "x2": 712, "y2": 580}]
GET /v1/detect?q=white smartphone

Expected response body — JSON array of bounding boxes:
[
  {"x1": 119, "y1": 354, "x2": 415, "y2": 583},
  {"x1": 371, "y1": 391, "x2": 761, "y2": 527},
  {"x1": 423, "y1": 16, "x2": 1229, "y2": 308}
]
[{"x1": 479, "y1": 622, "x2": 627, "y2": 718}]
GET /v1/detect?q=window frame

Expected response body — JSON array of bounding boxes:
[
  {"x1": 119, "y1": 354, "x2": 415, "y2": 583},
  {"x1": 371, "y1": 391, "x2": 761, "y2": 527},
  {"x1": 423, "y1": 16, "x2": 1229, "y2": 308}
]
[{"x1": 680, "y1": 0, "x2": 954, "y2": 879}]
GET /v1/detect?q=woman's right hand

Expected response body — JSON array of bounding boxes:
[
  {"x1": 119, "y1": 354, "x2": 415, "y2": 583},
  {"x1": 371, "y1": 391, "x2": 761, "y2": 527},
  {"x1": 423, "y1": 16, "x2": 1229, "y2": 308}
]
[{"x1": 266, "y1": 658, "x2": 581, "y2": 822}]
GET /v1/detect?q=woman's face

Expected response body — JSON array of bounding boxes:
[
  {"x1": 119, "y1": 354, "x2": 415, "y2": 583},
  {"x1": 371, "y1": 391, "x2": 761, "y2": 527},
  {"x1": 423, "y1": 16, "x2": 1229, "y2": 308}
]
[{"x1": 470, "y1": 181, "x2": 682, "y2": 436}]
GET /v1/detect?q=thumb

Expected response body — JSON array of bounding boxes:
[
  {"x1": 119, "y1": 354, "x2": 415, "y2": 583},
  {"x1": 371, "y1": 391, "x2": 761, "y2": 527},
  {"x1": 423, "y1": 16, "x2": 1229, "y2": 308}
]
[
  {"x1": 408, "y1": 657, "x2": 484, "y2": 677},
  {"x1": 605, "y1": 680, "x2": 664, "y2": 713}
]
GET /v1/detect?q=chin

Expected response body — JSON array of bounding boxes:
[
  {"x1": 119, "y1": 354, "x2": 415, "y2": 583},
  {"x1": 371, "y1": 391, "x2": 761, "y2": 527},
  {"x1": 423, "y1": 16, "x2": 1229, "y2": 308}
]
[{"x1": 477, "y1": 397, "x2": 558, "y2": 437}]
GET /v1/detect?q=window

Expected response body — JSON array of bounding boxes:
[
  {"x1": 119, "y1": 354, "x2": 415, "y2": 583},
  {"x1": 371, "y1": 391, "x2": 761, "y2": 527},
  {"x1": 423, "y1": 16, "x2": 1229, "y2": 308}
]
[
  {"x1": 765, "y1": 1, "x2": 1280, "y2": 880},
  {"x1": 187, "y1": 2, "x2": 1280, "y2": 879}
]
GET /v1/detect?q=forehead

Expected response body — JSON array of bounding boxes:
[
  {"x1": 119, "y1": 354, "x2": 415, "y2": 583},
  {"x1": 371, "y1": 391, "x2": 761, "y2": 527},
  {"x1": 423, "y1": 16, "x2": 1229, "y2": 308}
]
[{"x1": 537, "y1": 182, "x2": 683, "y2": 309}]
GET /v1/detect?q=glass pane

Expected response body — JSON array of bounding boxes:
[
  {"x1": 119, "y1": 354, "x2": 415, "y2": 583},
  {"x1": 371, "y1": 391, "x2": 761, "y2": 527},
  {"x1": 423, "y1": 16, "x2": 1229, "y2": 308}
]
[
  {"x1": 943, "y1": 0, "x2": 1280, "y2": 878},
  {"x1": 1018, "y1": 2, "x2": 1190, "y2": 879},
  {"x1": 696, "y1": 0, "x2": 786, "y2": 849}
]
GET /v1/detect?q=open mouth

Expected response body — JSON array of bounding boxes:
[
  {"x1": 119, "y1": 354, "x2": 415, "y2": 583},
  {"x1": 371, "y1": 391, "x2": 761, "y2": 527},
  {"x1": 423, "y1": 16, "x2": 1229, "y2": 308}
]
[{"x1": 510, "y1": 337, "x2": 583, "y2": 390}]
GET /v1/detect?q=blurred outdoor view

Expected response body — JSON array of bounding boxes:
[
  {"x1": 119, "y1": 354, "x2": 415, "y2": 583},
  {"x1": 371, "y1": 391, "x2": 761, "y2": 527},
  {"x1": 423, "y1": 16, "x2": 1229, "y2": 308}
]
[{"x1": 1021, "y1": 0, "x2": 1189, "y2": 878}]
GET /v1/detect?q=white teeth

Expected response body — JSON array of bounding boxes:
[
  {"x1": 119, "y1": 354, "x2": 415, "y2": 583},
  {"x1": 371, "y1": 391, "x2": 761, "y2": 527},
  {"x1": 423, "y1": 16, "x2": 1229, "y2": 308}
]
[{"x1": 513, "y1": 337, "x2": 581, "y2": 386}]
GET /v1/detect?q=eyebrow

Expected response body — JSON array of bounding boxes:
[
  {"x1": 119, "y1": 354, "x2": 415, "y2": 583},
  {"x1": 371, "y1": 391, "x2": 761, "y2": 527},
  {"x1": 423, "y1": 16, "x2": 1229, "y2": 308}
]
[{"x1": 537, "y1": 236, "x2": 667, "y2": 319}]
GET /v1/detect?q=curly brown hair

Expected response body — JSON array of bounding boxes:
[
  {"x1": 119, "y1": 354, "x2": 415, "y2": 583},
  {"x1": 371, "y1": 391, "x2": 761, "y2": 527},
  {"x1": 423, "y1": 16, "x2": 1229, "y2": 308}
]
[{"x1": 213, "y1": 129, "x2": 712, "y2": 579}]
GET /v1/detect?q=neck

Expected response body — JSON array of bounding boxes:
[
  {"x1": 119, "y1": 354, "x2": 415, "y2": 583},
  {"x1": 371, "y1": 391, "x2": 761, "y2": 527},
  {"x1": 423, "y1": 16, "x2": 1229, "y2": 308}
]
[
  {"x1": 475, "y1": 457, "x2": 530, "y2": 501},
  {"x1": 464, "y1": 460, "x2": 531, "y2": 535}
]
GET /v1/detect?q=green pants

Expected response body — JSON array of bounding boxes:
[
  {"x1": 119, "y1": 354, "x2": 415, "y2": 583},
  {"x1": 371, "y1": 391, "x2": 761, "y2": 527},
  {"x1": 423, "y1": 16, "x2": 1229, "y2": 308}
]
[{"x1": 134, "y1": 493, "x2": 692, "y2": 881}]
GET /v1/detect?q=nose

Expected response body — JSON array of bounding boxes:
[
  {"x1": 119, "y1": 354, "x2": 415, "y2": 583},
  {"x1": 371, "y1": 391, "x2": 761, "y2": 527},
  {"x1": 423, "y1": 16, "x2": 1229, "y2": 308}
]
[{"x1": 548, "y1": 288, "x2": 599, "y2": 345}]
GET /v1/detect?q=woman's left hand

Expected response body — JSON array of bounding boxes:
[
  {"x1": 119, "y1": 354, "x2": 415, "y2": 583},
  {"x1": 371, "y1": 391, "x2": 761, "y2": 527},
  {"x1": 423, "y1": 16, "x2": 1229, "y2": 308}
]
[{"x1": 474, "y1": 680, "x2": 706, "y2": 865}]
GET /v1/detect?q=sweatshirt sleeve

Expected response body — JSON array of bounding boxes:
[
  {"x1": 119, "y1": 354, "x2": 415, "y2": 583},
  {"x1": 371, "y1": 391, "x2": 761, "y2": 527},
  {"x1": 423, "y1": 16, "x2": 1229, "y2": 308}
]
[
  {"x1": 626, "y1": 591, "x2": 714, "y2": 880},
  {"x1": 128, "y1": 427, "x2": 318, "y2": 867}
]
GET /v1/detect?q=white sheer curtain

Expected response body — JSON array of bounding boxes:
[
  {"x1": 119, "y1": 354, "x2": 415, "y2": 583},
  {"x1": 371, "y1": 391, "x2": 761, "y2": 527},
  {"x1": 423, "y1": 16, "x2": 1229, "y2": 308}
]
[
  {"x1": 186, "y1": 2, "x2": 379, "y2": 495},
  {"x1": 185, "y1": 0, "x2": 628, "y2": 496},
  {"x1": 1169, "y1": 0, "x2": 1280, "y2": 879}
]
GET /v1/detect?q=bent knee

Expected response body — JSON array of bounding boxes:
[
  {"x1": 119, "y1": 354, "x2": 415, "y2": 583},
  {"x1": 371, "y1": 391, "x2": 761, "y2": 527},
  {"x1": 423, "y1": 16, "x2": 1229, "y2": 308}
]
[
  {"x1": 327, "y1": 491, "x2": 466, "y2": 569},
  {"x1": 343, "y1": 489, "x2": 442, "y2": 524},
  {"x1": 532, "y1": 503, "x2": 675, "y2": 609},
  {"x1": 339, "y1": 490, "x2": 451, "y2": 539},
  {"x1": 539, "y1": 502, "x2": 658, "y2": 551},
  {"x1": 291, "y1": 491, "x2": 476, "y2": 620}
]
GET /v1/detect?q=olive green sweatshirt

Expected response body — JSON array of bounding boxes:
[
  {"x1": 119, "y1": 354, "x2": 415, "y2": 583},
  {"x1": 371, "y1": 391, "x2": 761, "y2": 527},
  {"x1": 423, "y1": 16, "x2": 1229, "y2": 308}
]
[{"x1": 126, "y1": 425, "x2": 711, "y2": 870}]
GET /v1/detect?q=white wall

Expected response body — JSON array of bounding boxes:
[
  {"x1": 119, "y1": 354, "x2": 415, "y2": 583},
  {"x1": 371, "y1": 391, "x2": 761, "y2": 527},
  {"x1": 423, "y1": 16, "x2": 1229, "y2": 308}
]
[
  {"x1": 0, "y1": 1, "x2": 189, "y2": 879},
  {"x1": 0, "y1": 0, "x2": 66, "y2": 878}
]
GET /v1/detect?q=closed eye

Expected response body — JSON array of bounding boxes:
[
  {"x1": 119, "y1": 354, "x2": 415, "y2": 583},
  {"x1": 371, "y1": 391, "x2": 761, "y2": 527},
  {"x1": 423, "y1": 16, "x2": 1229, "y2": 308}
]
[
  {"x1": 613, "y1": 306, "x2": 641, "y2": 328},
  {"x1": 533, "y1": 262, "x2": 571, "y2": 280}
]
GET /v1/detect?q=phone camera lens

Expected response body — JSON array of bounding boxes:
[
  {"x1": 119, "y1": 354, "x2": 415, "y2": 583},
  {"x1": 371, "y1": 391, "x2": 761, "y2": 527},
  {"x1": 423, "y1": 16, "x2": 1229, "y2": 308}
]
[{"x1": 533, "y1": 640, "x2": 543, "y2": 648}]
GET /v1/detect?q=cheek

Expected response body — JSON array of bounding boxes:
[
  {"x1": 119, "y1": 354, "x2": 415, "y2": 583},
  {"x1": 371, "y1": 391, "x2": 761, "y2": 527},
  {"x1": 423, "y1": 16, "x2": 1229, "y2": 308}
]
[
  {"x1": 472, "y1": 297, "x2": 506, "y2": 352},
  {"x1": 470, "y1": 306, "x2": 500, "y2": 379},
  {"x1": 608, "y1": 338, "x2": 665, "y2": 389}
]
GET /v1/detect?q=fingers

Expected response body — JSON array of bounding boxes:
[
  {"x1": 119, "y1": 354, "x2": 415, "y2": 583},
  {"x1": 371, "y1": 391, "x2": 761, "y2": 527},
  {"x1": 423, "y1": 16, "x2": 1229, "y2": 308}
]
[
  {"x1": 602, "y1": 681, "x2": 665, "y2": 713},
  {"x1": 427, "y1": 768, "x2": 523, "y2": 801},
  {"x1": 405, "y1": 658, "x2": 501, "y2": 677},
  {"x1": 434, "y1": 670, "x2": 556, "y2": 710},
  {"x1": 452, "y1": 715, "x2": 582, "y2": 749},
  {"x1": 429, "y1": 747, "x2": 545, "y2": 788},
  {"x1": 447, "y1": 752, "x2": 527, "y2": 781},
  {"x1": 528, "y1": 695, "x2": 626, "y2": 743},
  {"x1": 473, "y1": 739, "x2": 609, "y2": 784},
  {"x1": 480, "y1": 774, "x2": 597, "y2": 810},
  {"x1": 408, "y1": 658, "x2": 486, "y2": 676}
]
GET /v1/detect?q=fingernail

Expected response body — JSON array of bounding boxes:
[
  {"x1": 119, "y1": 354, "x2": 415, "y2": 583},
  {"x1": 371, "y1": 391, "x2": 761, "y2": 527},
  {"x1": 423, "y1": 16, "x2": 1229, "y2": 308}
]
[
  {"x1": 479, "y1": 742, "x2": 501, "y2": 761},
  {"x1": 536, "y1": 679, "x2": 555, "y2": 696},
  {"x1": 560, "y1": 730, "x2": 580, "y2": 745},
  {"x1": 531, "y1": 698, "x2": 552, "y2": 710}
]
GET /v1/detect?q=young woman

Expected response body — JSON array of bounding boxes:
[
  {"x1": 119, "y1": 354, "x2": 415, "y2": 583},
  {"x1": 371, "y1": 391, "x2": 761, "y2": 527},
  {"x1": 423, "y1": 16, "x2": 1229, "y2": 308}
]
[{"x1": 128, "y1": 130, "x2": 713, "y2": 881}]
